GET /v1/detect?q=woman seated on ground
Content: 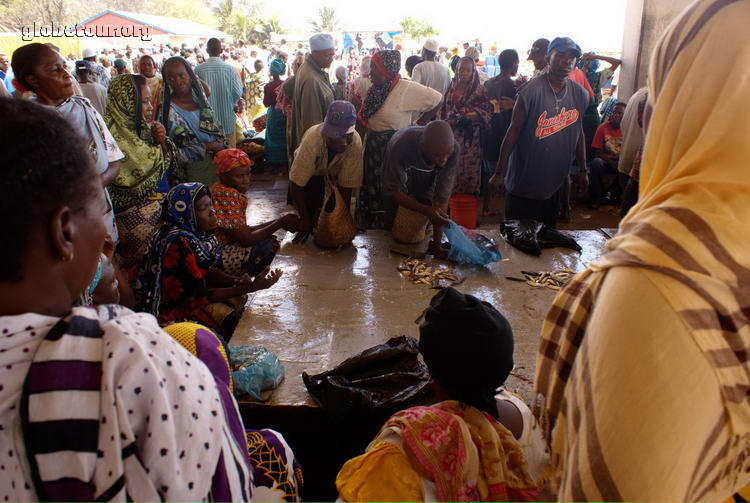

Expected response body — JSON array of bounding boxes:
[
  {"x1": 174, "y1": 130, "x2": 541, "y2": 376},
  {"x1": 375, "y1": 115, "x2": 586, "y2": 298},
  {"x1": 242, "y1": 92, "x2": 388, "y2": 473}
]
[
  {"x1": 0, "y1": 98, "x2": 251, "y2": 501},
  {"x1": 160, "y1": 56, "x2": 226, "y2": 186},
  {"x1": 164, "y1": 322, "x2": 304, "y2": 501},
  {"x1": 210, "y1": 149, "x2": 299, "y2": 273},
  {"x1": 104, "y1": 73, "x2": 177, "y2": 271},
  {"x1": 136, "y1": 182, "x2": 282, "y2": 341},
  {"x1": 11, "y1": 43, "x2": 124, "y2": 243},
  {"x1": 336, "y1": 287, "x2": 547, "y2": 501}
]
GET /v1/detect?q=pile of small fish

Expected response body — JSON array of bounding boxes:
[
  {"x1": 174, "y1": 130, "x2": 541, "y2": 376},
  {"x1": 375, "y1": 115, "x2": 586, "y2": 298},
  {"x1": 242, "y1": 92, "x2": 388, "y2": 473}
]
[
  {"x1": 508, "y1": 268, "x2": 576, "y2": 291},
  {"x1": 397, "y1": 258, "x2": 460, "y2": 288}
]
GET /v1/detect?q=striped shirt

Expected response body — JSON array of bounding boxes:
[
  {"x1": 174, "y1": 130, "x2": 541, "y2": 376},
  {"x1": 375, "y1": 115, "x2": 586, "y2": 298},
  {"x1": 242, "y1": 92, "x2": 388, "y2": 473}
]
[
  {"x1": 0, "y1": 306, "x2": 251, "y2": 501},
  {"x1": 195, "y1": 57, "x2": 244, "y2": 136}
]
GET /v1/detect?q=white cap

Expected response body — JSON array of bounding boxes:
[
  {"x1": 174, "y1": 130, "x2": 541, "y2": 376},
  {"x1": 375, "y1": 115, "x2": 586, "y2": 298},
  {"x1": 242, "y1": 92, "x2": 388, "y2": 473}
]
[
  {"x1": 82, "y1": 48, "x2": 96, "y2": 58},
  {"x1": 423, "y1": 39, "x2": 439, "y2": 52},
  {"x1": 309, "y1": 33, "x2": 335, "y2": 51}
]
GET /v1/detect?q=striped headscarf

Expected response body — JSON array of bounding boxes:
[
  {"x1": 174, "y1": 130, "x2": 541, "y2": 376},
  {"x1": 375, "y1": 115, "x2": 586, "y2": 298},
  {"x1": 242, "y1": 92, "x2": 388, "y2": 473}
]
[
  {"x1": 533, "y1": 0, "x2": 750, "y2": 498},
  {"x1": 358, "y1": 50, "x2": 401, "y2": 125}
]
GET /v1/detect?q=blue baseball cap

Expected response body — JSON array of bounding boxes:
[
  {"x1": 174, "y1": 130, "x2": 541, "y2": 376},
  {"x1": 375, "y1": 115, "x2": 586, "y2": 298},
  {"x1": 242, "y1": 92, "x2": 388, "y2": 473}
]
[
  {"x1": 547, "y1": 37, "x2": 581, "y2": 57},
  {"x1": 322, "y1": 101, "x2": 357, "y2": 137},
  {"x1": 75, "y1": 60, "x2": 92, "y2": 72}
]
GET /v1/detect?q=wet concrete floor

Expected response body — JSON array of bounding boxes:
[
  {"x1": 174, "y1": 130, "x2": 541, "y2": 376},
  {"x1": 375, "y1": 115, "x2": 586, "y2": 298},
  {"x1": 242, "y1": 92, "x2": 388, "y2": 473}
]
[{"x1": 233, "y1": 175, "x2": 621, "y2": 406}]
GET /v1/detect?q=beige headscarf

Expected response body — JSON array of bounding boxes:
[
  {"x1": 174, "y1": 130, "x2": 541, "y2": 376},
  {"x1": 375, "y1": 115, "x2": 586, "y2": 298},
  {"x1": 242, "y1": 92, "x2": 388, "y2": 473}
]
[{"x1": 534, "y1": 0, "x2": 750, "y2": 493}]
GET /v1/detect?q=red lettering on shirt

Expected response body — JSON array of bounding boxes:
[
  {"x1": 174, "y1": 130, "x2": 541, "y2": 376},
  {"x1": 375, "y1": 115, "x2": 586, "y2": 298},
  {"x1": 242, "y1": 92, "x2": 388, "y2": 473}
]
[{"x1": 535, "y1": 108, "x2": 580, "y2": 139}]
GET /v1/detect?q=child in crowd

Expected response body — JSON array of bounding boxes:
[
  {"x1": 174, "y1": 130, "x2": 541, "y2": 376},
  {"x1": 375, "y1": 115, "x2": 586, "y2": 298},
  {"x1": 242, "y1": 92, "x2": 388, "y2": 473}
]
[
  {"x1": 235, "y1": 98, "x2": 253, "y2": 143},
  {"x1": 209, "y1": 149, "x2": 299, "y2": 276},
  {"x1": 136, "y1": 182, "x2": 282, "y2": 341}
]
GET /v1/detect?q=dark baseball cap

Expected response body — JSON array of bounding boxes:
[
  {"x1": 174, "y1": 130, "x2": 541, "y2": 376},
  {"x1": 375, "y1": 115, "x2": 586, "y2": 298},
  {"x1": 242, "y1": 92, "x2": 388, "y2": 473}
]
[
  {"x1": 548, "y1": 37, "x2": 581, "y2": 57},
  {"x1": 75, "y1": 60, "x2": 92, "y2": 72},
  {"x1": 527, "y1": 38, "x2": 549, "y2": 60},
  {"x1": 321, "y1": 101, "x2": 357, "y2": 137}
]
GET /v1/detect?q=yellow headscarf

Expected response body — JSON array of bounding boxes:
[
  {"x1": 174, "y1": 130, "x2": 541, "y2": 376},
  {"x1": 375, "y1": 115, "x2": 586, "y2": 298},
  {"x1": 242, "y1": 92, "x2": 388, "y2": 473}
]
[
  {"x1": 625, "y1": 0, "x2": 750, "y2": 225},
  {"x1": 534, "y1": 0, "x2": 750, "y2": 479}
]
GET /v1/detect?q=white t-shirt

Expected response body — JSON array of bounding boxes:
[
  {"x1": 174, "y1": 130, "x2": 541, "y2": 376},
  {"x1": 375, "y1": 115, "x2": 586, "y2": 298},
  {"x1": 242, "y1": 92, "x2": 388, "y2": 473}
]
[
  {"x1": 412, "y1": 60, "x2": 452, "y2": 95},
  {"x1": 366, "y1": 79, "x2": 442, "y2": 132}
]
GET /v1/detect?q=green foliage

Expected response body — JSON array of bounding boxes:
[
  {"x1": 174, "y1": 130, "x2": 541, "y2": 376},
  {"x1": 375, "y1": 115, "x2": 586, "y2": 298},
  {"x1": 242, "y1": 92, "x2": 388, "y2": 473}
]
[
  {"x1": 309, "y1": 6, "x2": 341, "y2": 33},
  {"x1": 399, "y1": 16, "x2": 439, "y2": 41},
  {"x1": 213, "y1": 0, "x2": 234, "y2": 32}
]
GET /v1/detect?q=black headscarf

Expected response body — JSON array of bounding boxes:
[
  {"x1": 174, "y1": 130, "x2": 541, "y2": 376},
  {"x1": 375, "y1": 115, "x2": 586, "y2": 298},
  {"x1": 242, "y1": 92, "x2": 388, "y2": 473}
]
[{"x1": 418, "y1": 287, "x2": 514, "y2": 419}]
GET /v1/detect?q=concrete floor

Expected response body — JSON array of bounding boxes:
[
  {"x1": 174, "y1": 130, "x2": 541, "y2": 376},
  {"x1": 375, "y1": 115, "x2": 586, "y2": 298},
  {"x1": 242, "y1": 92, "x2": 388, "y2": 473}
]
[{"x1": 233, "y1": 175, "x2": 621, "y2": 406}]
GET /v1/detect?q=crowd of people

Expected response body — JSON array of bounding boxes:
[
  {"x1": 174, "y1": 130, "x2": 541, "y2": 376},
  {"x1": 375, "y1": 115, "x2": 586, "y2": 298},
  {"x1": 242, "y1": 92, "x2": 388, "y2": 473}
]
[{"x1": 1, "y1": 0, "x2": 749, "y2": 499}]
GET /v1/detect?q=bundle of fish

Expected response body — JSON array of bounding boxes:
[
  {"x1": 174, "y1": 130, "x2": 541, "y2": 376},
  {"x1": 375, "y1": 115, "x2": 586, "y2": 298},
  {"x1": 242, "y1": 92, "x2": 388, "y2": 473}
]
[
  {"x1": 508, "y1": 269, "x2": 576, "y2": 291},
  {"x1": 397, "y1": 258, "x2": 460, "y2": 288}
]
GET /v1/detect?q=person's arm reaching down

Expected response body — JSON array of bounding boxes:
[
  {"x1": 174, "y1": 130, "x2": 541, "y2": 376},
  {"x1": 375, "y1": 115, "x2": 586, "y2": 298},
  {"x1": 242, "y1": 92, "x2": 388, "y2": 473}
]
[{"x1": 489, "y1": 97, "x2": 526, "y2": 193}]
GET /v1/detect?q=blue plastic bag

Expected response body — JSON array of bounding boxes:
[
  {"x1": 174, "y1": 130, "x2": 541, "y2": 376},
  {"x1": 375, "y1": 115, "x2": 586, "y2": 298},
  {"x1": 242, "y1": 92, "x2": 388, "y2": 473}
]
[
  {"x1": 229, "y1": 345, "x2": 285, "y2": 401},
  {"x1": 443, "y1": 221, "x2": 501, "y2": 266}
]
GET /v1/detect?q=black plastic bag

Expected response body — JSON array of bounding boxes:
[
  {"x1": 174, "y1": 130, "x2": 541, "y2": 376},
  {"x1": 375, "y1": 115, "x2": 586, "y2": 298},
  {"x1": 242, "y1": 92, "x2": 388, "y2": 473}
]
[
  {"x1": 302, "y1": 336, "x2": 434, "y2": 417},
  {"x1": 501, "y1": 219, "x2": 582, "y2": 256},
  {"x1": 500, "y1": 219, "x2": 544, "y2": 255},
  {"x1": 538, "y1": 226, "x2": 583, "y2": 253}
]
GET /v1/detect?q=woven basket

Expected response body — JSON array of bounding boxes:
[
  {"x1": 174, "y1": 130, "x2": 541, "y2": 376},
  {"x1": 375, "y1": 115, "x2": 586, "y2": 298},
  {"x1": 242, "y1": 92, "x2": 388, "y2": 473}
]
[
  {"x1": 391, "y1": 205, "x2": 430, "y2": 244},
  {"x1": 314, "y1": 176, "x2": 356, "y2": 249}
]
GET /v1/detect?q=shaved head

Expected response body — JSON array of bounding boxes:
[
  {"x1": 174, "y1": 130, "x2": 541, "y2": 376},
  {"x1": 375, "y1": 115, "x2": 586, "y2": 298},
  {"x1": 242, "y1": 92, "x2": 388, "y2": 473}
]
[
  {"x1": 420, "y1": 121, "x2": 455, "y2": 167},
  {"x1": 206, "y1": 38, "x2": 222, "y2": 56}
]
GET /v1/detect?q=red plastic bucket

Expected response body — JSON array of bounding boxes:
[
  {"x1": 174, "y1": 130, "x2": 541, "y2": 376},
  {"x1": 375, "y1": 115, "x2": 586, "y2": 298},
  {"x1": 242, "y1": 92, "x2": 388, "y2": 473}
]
[{"x1": 449, "y1": 194, "x2": 478, "y2": 229}]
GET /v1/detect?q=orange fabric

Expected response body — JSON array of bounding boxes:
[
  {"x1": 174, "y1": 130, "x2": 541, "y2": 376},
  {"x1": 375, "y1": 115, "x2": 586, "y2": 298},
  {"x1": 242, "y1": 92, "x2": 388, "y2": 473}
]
[
  {"x1": 336, "y1": 441, "x2": 423, "y2": 502},
  {"x1": 570, "y1": 68, "x2": 594, "y2": 98},
  {"x1": 209, "y1": 183, "x2": 248, "y2": 245},
  {"x1": 213, "y1": 148, "x2": 252, "y2": 175}
]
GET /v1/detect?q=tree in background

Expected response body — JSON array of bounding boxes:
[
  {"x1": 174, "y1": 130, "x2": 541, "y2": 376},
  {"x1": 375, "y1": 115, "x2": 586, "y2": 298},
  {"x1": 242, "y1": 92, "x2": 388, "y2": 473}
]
[
  {"x1": 213, "y1": 0, "x2": 234, "y2": 33},
  {"x1": 399, "y1": 17, "x2": 439, "y2": 41},
  {"x1": 309, "y1": 6, "x2": 341, "y2": 33},
  {"x1": 247, "y1": 16, "x2": 283, "y2": 45}
]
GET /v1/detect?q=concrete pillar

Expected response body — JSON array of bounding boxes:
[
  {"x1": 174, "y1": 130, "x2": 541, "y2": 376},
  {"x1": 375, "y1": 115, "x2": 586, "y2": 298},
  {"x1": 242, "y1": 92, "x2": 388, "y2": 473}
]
[{"x1": 619, "y1": 0, "x2": 694, "y2": 102}]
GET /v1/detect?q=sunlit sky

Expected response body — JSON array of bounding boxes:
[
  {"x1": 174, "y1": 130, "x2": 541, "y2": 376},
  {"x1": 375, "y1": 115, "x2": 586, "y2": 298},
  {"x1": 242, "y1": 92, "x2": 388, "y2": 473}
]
[{"x1": 261, "y1": 0, "x2": 627, "y2": 52}]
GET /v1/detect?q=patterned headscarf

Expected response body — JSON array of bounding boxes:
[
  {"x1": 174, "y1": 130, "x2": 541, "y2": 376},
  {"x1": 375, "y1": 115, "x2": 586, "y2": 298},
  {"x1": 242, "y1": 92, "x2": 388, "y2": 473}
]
[
  {"x1": 136, "y1": 182, "x2": 222, "y2": 316},
  {"x1": 359, "y1": 50, "x2": 401, "y2": 125},
  {"x1": 439, "y1": 57, "x2": 492, "y2": 145},
  {"x1": 269, "y1": 58, "x2": 286, "y2": 76},
  {"x1": 104, "y1": 74, "x2": 175, "y2": 212},
  {"x1": 214, "y1": 148, "x2": 252, "y2": 175}
]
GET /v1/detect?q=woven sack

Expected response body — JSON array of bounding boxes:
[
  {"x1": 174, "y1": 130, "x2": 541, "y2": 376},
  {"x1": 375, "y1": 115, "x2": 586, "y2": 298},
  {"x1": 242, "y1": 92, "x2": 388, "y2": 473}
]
[
  {"x1": 391, "y1": 205, "x2": 429, "y2": 244},
  {"x1": 314, "y1": 176, "x2": 356, "y2": 249}
]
